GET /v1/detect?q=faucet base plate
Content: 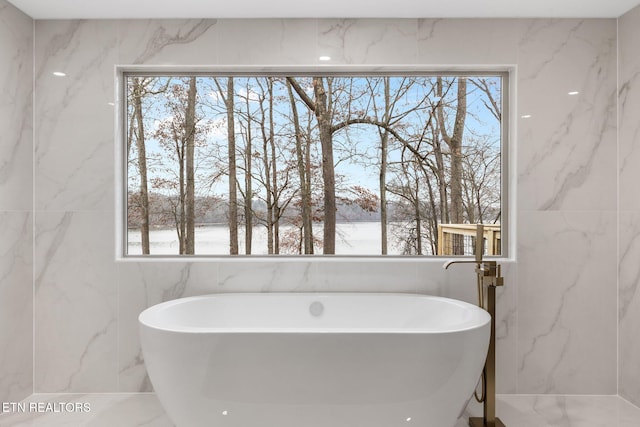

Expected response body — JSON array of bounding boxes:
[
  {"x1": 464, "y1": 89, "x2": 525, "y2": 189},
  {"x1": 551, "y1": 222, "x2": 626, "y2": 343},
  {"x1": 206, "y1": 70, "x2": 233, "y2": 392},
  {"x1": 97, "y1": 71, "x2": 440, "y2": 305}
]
[{"x1": 469, "y1": 417, "x2": 506, "y2": 427}]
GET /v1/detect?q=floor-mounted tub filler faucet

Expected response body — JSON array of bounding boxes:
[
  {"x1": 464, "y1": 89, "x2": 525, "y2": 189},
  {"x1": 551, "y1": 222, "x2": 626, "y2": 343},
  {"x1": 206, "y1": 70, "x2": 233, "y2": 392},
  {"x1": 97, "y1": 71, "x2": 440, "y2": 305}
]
[{"x1": 443, "y1": 224, "x2": 506, "y2": 427}]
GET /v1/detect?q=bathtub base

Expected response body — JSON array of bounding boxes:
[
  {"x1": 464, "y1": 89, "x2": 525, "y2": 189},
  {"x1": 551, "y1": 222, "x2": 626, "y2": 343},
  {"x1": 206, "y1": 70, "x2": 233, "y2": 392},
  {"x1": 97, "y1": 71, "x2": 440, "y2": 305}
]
[{"x1": 469, "y1": 417, "x2": 506, "y2": 427}]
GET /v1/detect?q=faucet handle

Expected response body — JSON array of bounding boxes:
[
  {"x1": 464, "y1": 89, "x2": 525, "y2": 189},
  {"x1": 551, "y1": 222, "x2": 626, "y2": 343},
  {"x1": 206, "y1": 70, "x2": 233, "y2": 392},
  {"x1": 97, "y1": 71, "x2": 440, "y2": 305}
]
[
  {"x1": 496, "y1": 264, "x2": 504, "y2": 286},
  {"x1": 480, "y1": 261, "x2": 504, "y2": 287}
]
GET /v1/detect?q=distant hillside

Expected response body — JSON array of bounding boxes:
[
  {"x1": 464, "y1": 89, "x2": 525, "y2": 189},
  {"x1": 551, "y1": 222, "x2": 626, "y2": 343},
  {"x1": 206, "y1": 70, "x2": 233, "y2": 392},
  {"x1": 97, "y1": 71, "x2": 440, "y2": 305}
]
[{"x1": 129, "y1": 192, "x2": 400, "y2": 229}]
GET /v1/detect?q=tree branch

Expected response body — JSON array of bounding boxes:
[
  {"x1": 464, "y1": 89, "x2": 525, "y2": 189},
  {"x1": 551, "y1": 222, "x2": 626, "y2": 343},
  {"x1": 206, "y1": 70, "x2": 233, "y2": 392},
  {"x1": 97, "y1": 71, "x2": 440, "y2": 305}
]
[
  {"x1": 286, "y1": 77, "x2": 316, "y2": 112},
  {"x1": 331, "y1": 117, "x2": 427, "y2": 162},
  {"x1": 470, "y1": 78, "x2": 501, "y2": 122}
]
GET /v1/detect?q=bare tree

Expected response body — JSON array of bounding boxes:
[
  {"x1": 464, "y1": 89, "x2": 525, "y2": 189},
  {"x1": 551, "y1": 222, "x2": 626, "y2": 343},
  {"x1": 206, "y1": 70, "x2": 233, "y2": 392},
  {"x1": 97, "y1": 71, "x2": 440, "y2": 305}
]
[
  {"x1": 364, "y1": 77, "x2": 418, "y2": 254},
  {"x1": 150, "y1": 78, "x2": 206, "y2": 254},
  {"x1": 265, "y1": 78, "x2": 281, "y2": 253},
  {"x1": 185, "y1": 77, "x2": 197, "y2": 254},
  {"x1": 437, "y1": 77, "x2": 467, "y2": 254},
  {"x1": 287, "y1": 76, "x2": 338, "y2": 254},
  {"x1": 470, "y1": 77, "x2": 501, "y2": 122},
  {"x1": 254, "y1": 80, "x2": 276, "y2": 254},
  {"x1": 379, "y1": 80, "x2": 390, "y2": 254},
  {"x1": 127, "y1": 77, "x2": 173, "y2": 254},
  {"x1": 214, "y1": 77, "x2": 239, "y2": 255},
  {"x1": 129, "y1": 77, "x2": 151, "y2": 254},
  {"x1": 462, "y1": 139, "x2": 500, "y2": 224},
  {"x1": 286, "y1": 79, "x2": 314, "y2": 254},
  {"x1": 240, "y1": 83, "x2": 254, "y2": 254}
]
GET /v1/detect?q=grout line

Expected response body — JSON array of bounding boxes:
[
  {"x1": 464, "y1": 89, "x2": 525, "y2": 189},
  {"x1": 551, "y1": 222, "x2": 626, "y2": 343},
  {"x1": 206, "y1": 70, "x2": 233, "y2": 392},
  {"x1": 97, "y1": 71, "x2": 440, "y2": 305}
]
[
  {"x1": 31, "y1": 16, "x2": 36, "y2": 397},
  {"x1": 618, "y1": 395, "x2": 640, "y2": 410},
  {"x1": 615, "y1": 14, "x2": 620, "y2": 398}
]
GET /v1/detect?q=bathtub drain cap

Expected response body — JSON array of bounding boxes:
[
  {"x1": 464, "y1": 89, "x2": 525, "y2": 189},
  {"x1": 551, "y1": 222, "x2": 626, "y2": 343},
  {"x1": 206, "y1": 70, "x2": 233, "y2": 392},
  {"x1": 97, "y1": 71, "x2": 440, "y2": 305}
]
[{"x1": 309, "y1": 301, "x2": 324, "y2": 317}]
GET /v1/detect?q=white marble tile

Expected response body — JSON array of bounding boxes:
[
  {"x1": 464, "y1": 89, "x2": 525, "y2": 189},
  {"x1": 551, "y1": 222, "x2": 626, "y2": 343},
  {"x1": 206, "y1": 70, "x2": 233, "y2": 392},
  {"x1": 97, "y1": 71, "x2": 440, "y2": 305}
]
[
  {"x1": 0, "y1": 213, "x2": 33, "y2": 403},
  {"x1": 117, "y1": 262, "x2": 218, "y2": 392},
  {"x1": 0, "y1": 0, "x2": 33, "y2": 404},
  {"x1": 619, "y1": 6, "x2": 640, "y2": 409},
  {"x1": 618, "y1": 212, "x2": 640, "y2": 406},
  {"x1": 493, "y1": 395, "x2": 640, "y2": 427},
  {"x1": 34, "y1": 20, "x2": 117, "y2": 211},
  {"x1": 517, "y1": 211, "x2": 617, "y2": 394},
  {"x1": 619, "y1": 6, "x2": 640, "y2": 211},
  {"x1": 416, "y1": 260, "x2": 454, "y2": 298},
  {"x1": 517, "y1": 19, "x2": 617, "y2": 211},
  {"x1": 0, "y1": 1, "x2": 33, "y2": 211},
  {"x1": 312, "y1": 260, "x2": 421, "y2": 292},
  {"x1": 318, "y1": 19, "x2": 418, "y2": 65},
  {"x1": 438, "y1": 262, "x2": 479, "y2": 304},
  {"x1": 417, "y1": 19, "x2": 519, "y2": 65},
  {"x1": 117, "y1": 19, "x2": 218, "y2": 65},
  {"x1": 117, "y1": 263, "x2": 192, "y2": 393},
  {"x1": 495, "y1": 263, "x2": 518, "y2": 395},
  {"x1": 218, "y1": 260, "x2": 316, "y2": 291},
  {"x1": 217, "y1": 19, "x2": 317, "y2": 65},
  {"x1": 35, "y1": 212, "x2": 117, "y2": 393}
]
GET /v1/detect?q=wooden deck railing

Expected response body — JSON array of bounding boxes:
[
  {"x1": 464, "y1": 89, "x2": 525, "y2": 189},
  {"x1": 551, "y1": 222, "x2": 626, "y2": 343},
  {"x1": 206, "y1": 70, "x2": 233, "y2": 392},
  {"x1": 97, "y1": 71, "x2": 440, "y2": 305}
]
[{"x1": 437, "y1": 224, "x2": 501, "y2": 256}]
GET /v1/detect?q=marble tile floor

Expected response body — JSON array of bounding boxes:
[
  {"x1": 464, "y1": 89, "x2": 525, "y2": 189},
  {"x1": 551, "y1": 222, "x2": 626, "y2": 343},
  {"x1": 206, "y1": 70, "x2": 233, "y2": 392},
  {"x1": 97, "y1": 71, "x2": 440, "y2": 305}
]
[{"x1": 0, "y1": 393, "x2": 638, "y2": 427}]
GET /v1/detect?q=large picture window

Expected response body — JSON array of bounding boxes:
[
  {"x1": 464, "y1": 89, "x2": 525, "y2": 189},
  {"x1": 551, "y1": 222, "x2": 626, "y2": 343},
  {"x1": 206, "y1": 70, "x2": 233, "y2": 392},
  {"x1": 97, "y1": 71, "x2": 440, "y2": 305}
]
[{"x1": 122, "y1": 72, "x2": 507, "y2": 256}]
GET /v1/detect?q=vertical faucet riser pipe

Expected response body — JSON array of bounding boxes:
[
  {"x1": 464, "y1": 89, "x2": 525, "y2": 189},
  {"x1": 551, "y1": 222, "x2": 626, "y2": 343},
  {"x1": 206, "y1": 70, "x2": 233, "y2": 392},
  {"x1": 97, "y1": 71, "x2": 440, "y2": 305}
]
[{"x1": 441, "y1": 224, "x2": 506, "y2": 427}]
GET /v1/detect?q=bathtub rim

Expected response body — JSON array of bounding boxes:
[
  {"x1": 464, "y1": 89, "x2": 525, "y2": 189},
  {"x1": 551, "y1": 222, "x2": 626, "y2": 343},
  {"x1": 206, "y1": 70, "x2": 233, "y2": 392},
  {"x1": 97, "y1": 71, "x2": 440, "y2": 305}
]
[{"x1": 138, "y1": 292, "x2": 491, "y2": 335}]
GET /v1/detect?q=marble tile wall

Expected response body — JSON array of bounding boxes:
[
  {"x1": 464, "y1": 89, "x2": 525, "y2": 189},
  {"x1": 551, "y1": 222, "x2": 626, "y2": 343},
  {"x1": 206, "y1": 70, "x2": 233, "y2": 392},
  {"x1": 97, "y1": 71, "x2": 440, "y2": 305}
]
[
  {"x1": 515, "y1": 19, "x2": 618, "y2": 395},
  {"x1": 618, "y1": 4, "x2": 640, "y2": 408},
  {"x1": 0, "y1": 0, "x2": 33, "y2": 403},
  {"x1": 32, "y1": 18, "x2": 619, "y2": 397}
]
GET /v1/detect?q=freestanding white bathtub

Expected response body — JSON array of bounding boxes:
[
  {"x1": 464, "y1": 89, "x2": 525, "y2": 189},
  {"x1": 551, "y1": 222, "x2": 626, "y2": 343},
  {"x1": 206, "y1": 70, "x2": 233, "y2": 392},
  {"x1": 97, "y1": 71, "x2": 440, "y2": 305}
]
[{"x1": 139, "y1": 293, "x2": 490, "y2": 427}]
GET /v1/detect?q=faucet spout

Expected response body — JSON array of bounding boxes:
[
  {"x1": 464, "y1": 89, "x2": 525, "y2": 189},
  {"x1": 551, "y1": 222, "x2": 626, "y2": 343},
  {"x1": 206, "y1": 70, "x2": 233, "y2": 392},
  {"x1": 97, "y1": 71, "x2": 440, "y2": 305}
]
[{"x1": 443, "y1": 260, "x2": 479, "y2": 270}]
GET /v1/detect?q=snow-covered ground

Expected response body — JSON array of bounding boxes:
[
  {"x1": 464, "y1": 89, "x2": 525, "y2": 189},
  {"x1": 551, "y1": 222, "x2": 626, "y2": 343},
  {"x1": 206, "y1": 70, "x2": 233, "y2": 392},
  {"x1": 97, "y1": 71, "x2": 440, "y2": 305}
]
[{"x1": 128, "y1": 221, "x2": 407, "y2": 255}]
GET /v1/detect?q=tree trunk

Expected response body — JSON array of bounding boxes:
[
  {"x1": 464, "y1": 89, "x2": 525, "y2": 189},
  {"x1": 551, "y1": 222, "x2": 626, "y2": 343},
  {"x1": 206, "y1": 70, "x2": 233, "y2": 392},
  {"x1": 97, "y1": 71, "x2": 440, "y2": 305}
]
[
  {"x1": 268, "y1": 78, "x2": 280, "y2": 254},
  {"x1": 132, "y1": 78, "x2": 150, "y2": 254},
  {"x1": 379, "y1": 77, "x2": 390, "y2": 255},
  {"x1": 313, "y1": 77, "x2": 337, "y2": 254},
  {"x1": 424, "y1": 165, "x2": 439, "y2": 255},
  {"x1": 258, "y1": 92, "x2": 274, "y2": 254},
  {"x1": 450, "y1": 77, "x2": 467, "y2": 225},
  {"x1": 305, "y1": 113, "x2": 314, "y2": 254},
  {"x1": 432, "y1": 123, "x2": 449, "y2": 225},
  {"x1": 244, "y1": 89, "x2": 253, "y2": 255},
  {"x1": 185, "y1": 77, "x2": 197, "y2": 255},
  {"x1": 177, "y1": 137, "x2": 186, "y2": 254},
  {"x1": 226, "y1": 77, "x2": 239, "y2": 255},
  {"x1": 287, "y1": 80, "x2": 313, "y2": 254},
  {"x1": 415, "y1": 177, "x2": 422, "y2": 255},
  {"x1": 437, "y1": 77, "x2": 467, "y2": 254}
]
